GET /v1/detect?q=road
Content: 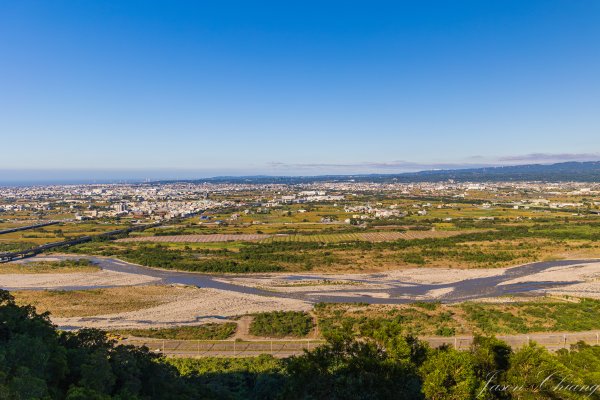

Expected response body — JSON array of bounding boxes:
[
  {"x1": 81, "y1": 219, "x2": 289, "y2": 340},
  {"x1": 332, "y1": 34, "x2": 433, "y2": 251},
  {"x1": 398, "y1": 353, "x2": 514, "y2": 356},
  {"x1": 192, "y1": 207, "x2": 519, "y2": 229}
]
[
  {"x1": 0, "y1": 223, "x2": 162, "y2": 262},
  {"x1": 120, "y1": 330, "x2": 600, "y2": 358},
  {"x1": 0, "y1": 221, "x2": 60, "y2": 235}
]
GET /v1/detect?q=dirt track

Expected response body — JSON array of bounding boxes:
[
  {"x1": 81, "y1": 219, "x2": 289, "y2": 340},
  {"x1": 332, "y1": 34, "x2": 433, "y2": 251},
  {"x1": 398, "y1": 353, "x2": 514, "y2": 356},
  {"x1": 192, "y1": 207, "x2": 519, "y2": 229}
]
[{"x1": 121, "y1": 330, "x2": 600, "y2": 358}]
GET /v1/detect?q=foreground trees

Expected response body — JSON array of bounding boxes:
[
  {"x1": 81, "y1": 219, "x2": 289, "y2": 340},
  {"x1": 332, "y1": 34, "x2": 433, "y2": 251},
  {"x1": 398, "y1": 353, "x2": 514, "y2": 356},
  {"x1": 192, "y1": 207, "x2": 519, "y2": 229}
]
[
  {"x1": 0, "y1": 290, "x2": 201, "y2": 399},
  {"x1": 282, "y1": 337, "x2": 423, "y2": 400},
  {"x1": 3, "y1": 288, "x2": 600, "y2": 399}
]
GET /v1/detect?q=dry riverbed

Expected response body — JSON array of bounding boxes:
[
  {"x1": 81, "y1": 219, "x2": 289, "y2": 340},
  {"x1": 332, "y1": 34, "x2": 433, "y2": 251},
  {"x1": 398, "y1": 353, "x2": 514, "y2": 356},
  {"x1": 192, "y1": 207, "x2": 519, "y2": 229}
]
[
  {"x1": 5, "y1": 256, "x2": 600, "y2": 330},
  {"x1": 0, "y1": 269, "x2": 160, "y2": 290},
  {"x1": 33, "y1": 285, "x2": 310, "y2": 330}
]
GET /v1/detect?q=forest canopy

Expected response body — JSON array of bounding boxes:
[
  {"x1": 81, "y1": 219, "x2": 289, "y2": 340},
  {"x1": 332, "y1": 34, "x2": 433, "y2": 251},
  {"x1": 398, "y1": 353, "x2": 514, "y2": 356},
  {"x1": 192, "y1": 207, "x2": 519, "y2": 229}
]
[{"x1": 3, "y1": 288, "x2": 600, "y2": 399}]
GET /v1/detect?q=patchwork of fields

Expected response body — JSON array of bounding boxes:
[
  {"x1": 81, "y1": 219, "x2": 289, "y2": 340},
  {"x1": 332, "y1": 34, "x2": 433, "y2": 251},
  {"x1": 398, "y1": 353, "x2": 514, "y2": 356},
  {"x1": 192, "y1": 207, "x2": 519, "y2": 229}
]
[
  {"x1": 116, "y1": 229, "x2": 470, "y2": 244},
  {"x1": 265, "y1": 230, "x2": 469, "y2": 243},
  {"x1": 117, "y1": 233, "x2": 270, "y2": 243}
]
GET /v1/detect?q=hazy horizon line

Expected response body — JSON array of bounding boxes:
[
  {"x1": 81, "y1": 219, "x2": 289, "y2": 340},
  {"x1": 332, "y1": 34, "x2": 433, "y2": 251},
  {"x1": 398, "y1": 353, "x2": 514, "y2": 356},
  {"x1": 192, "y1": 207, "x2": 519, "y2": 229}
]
[{"x1": 1, "y1": 158, "x2": 600, "y2": 186}]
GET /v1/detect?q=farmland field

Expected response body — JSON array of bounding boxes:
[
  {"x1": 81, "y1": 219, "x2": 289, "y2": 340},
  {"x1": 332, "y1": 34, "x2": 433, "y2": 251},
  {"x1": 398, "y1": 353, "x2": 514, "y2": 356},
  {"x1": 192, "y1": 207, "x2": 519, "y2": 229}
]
[
  {"x1": 116, "y1": 229, "x2": 472, "y2": 244},
  {"x1": 117, "y1": 233, "x2": 271, "y2": 243},
  {"x1": 0, "y1": 221, "x2": 129, "y2": 248}
]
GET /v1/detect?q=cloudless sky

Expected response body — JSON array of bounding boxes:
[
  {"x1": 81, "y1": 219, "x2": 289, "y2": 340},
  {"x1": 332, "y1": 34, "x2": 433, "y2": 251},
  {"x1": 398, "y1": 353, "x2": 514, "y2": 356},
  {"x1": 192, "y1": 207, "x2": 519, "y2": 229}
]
[{"x1": 1, "y1": 1, "x2": 599, "y2": 179}]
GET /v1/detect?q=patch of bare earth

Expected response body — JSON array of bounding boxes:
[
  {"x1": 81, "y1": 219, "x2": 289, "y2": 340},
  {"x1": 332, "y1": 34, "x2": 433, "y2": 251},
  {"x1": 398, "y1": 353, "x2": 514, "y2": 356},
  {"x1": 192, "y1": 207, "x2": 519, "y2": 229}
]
[
  {"x1": 0, "y1": 270, "x2": 160, "y2": 290},
  {"x1": 47, "y1": 286, "x2": 311, "y2": 330}
]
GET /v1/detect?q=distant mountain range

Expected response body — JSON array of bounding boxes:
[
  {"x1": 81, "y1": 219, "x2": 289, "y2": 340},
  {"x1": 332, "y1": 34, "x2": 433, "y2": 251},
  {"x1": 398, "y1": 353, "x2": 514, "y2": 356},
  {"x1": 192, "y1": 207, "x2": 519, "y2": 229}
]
[{"x1": 167, "y1": 161, "x2": 600, "y2": 184}]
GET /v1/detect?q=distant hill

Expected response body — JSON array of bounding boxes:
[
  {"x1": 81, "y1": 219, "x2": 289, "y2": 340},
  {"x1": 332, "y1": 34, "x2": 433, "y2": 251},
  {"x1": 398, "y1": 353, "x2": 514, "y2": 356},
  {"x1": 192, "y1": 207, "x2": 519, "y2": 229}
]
[
  {"x1": 159, "y1": 161, "x2": 600, "y2": 184},
  {"x1": 394, "y1": 161, "x2": 600, "y2": 183}
]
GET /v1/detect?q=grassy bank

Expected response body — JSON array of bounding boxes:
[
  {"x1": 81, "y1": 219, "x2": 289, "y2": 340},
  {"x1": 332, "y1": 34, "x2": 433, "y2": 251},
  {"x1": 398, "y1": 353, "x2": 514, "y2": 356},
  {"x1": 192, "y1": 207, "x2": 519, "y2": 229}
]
[
  {"x1": 315, "y1": 298, "x2": 600, "y2": 339},
  {"x1": 62, "y1": 222, "x2": 600, "y2": 272},
  {"x1": 0, "y1": 259, "x2": 99, "y2": 274},
  {"x1": 12, "y1": 285, "x2": 177, "y2": 317}
]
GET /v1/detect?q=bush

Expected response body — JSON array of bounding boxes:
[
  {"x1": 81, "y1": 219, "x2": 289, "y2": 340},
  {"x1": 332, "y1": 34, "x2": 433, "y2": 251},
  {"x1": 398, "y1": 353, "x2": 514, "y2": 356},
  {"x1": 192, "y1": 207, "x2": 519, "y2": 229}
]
[{"x1": 250, "y1": 311, "x2": 314, "y2": 337}]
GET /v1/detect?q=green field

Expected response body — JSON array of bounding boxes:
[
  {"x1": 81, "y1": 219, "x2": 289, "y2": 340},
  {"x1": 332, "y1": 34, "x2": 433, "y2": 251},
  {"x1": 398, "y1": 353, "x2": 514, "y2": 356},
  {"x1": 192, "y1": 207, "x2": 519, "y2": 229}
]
[{"x1": 0, "y1": 259, "x2": 99, "y2": 274}]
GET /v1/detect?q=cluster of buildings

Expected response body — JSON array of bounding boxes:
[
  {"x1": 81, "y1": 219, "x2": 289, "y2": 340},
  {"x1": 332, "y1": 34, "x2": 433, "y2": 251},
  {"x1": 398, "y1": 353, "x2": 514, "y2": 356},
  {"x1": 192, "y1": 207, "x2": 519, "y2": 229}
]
[
  {"x1": 343, "y1": 205, "x2": 407, "y2": 220},
  {"x1": 2, "y1": 180, "x2": 600, "y2": 223}
]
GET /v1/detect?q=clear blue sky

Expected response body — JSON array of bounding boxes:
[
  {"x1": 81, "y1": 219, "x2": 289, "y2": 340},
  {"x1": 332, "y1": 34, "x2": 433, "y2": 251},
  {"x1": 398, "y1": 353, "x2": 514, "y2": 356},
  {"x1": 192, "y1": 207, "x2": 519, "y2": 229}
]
[{"x1": 1, "y1": 1, "x2": 599, "y2": 179}]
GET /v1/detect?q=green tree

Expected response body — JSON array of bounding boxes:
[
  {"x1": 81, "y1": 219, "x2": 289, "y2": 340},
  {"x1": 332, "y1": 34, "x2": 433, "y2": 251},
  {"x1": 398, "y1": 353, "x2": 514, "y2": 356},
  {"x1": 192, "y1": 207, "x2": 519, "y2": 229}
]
[
  {"x1": 419, "y1": 347, "x2": 483, "y2": 400},
  {"x1": 470, "y1": 335, "x2": 512, "y2": 400},
  {"x1": 504, "y1": 343, "x2": 584, "y2": 400},
  {"x1": 282, "y1": 337, "x2": 423, "y2": 400}
]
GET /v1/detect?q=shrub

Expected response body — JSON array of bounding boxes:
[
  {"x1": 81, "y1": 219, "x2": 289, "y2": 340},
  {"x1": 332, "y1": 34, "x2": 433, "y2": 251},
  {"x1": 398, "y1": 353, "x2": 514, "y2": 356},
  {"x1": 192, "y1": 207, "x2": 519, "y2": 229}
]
[{"x1": 250, "y1": 311, "x2": 314, "y2": 337}]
